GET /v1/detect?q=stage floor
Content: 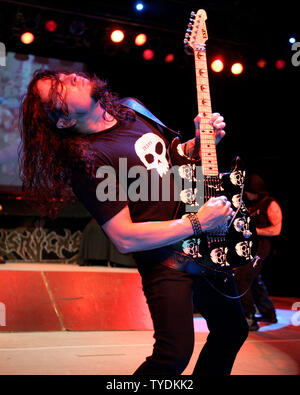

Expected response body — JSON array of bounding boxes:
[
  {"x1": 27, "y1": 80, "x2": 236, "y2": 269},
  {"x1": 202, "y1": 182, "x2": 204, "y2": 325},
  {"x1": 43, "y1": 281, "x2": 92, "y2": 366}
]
[
  {"x1": 0, "y1": 264, "x2": 299, "y2": 375},
  {"x1": 0, "y1": 297, "x2": 299, "y2": 375}
]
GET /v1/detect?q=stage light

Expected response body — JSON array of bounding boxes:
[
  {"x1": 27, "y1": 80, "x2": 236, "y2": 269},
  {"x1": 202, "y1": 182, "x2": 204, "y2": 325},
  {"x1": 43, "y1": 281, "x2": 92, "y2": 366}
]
[
  {"x1": 45, "y1": 20, "x2": 57, "y2": 32},
  {"x1": 143, "y1": 49, "x2": 154, "y2": 60},
  {"x1": 289, "y1": 37, "x2": 296, "y2": 44},
  {"x1": 165, "y1": 53, "x2": 175, "y2": 63},
  {"x1": 257, "y1": 59, "x2": 267, "y2": 68},
  {"x1": 211, "y1": 59, "x2": 224, "y2": 73},
  {"x1": 275, "y1": 59, "x2": 286, "y2": 69},
  {"x1": 20, "y1": 32, "x2": 34, "y2": 45},
  {"x1": 231, "y1": 62, "x2": 244, "y2": 75},
  {"x1": 136, "y1": 2, "x2": 144, "y2": 11},
  {"x1": 111, "y1": 29, "x2": 125, "y2": 43},
  {"x1": 135, "y1": 33, "x2": 147, "y2": 46}
]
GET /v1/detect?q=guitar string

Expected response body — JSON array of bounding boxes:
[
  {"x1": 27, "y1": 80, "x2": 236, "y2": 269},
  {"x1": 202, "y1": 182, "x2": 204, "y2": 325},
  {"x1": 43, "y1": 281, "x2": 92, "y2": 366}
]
[
  {"x1": 185, "y1": 16, "x2": 255, "y2": 296},
  {"x1": 197, "y1": 43, "x2": 245, "y2": 268}
]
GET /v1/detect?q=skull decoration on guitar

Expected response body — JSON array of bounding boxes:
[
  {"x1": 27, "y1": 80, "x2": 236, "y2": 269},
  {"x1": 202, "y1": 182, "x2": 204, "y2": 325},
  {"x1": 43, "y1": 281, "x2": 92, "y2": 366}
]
[{"x1": 168, "y1": 9, "x2": 259, "y2": 274}]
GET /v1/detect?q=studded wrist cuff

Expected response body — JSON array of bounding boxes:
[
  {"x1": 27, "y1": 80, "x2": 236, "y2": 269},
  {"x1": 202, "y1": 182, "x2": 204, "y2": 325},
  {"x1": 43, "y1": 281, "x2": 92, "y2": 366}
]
[{"x1": 187, "y1": 213, "x2": 203, "y2": 236}]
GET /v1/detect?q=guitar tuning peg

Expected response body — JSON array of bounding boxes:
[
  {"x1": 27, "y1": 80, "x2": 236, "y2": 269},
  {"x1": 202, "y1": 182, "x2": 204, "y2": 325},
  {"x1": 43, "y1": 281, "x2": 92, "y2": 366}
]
[
  {"x1": 190, "y1": 11, "x2": 196, "y2": 17},
  {"x1": 243, "y1": 230, "x2": 252, "y2": 239},
  {"x1": 183, "y1": 39, "x2": 189, "y2": 46}
]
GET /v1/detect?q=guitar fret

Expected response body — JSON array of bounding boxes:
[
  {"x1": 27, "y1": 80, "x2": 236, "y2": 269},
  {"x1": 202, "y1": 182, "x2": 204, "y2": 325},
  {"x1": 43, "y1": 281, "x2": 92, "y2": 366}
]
[{"x1": 193, "y1": 45, "x2": 219, "y2": 176}]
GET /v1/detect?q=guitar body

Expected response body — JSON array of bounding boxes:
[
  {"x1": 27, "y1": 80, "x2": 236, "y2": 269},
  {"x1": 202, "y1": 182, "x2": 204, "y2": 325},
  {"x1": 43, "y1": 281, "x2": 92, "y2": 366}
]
[{"x1": 169, "y1": 138, "x2": 258, "y2": 274}]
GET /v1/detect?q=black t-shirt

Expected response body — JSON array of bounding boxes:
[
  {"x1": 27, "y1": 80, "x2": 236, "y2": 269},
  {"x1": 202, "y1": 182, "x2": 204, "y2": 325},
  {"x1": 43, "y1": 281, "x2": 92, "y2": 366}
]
[{"x1": 71, "y1": 115, "x2": 180, "y2": 227}]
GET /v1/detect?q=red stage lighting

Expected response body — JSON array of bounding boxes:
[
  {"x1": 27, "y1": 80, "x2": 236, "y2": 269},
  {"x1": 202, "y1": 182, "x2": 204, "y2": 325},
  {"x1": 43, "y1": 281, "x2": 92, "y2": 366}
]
[
  {"x1": 45, "y1": 20, "x2": 57, "y2": 32},
  {"x1": 257, "y1": 59, "x2": 267, "y2": 68},
  {"x1": 231, "y1": 62, "x2": 244, "y2": 75},
  {"x1": 135, "y1": 33, "x2": 147, "y2": 46},
  {"x1": 211, "y1": 58, "x2": 224, "y2": 73},
  {"x1": 111, "y1": 30, "x2": 125, "y2": 43},
  {"x1": 275, "y1": 59, "x2": 286, "y2": 69},
  {"x1": 165, "y1": 53, "x2": 175, "y2": 63},
  {"x1": 143, "y1": 49, "x2": 154, "y2": 60},
  {"x1": 20, "y1": 32, "x2": 35, "y2": 45}
]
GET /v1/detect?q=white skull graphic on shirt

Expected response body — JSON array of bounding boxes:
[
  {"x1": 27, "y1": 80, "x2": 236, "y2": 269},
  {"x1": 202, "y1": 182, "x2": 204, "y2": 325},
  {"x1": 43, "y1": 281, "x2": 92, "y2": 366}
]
[{"x1": 134, "y1": 133, "x2": 169, "y2": 177}]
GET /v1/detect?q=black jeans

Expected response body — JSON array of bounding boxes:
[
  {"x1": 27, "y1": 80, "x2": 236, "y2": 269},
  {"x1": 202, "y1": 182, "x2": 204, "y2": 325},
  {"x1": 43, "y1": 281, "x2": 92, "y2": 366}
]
[
  {"x1": 134, "y1": 263, "x2": 249, "y2": 376},
  {"x1": 235, "y1": 239, "x2": 276, "y2": 318},
  {"x1": 236, "y1": 266, "x2": 276, "y2": 318}
]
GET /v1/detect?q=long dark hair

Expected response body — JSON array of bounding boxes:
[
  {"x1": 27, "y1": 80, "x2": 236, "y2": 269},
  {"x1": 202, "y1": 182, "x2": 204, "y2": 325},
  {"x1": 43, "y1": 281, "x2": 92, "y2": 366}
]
[{"x1": 19, "y1": 69, "x2": 135, "y2": 218}]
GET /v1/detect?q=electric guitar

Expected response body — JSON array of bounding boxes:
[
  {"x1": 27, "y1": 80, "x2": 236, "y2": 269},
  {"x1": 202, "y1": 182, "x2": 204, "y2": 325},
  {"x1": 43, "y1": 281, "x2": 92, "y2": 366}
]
[{"x1": 168, "y1": 9, "x2": 259, "y2": 273}]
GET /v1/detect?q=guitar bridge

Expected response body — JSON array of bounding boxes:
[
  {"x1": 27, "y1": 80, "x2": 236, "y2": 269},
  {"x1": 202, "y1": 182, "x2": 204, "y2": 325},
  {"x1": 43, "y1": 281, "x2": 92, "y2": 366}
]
[{"x1": 207, "y1": 226, "x2": 227, "y2": 247}]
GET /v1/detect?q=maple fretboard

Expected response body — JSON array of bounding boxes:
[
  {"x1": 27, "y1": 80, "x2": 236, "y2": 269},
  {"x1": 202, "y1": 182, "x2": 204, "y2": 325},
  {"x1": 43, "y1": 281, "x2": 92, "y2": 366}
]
[{"x1": 194, "y1": 45, "x2": 218, "y2": 177}]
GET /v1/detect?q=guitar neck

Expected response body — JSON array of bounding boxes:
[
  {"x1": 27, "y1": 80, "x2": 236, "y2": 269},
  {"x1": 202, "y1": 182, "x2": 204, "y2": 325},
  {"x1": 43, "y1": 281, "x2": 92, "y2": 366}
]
[{"x1": 194, "y1": 45, "x2": 218, "y2": 176}]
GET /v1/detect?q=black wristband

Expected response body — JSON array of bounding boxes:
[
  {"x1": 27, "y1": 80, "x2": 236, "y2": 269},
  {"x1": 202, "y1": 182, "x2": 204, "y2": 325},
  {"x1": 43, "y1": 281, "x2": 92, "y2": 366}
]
[{"x1": 187, "y1": 213, "x2": 203, "y2": 236}]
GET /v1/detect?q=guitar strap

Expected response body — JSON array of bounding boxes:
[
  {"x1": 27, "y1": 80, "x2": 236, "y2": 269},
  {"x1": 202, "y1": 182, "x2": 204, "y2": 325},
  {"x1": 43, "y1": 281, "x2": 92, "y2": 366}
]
[{"x1": 120, "y1": 97, "x2": 182, "y2": 141}]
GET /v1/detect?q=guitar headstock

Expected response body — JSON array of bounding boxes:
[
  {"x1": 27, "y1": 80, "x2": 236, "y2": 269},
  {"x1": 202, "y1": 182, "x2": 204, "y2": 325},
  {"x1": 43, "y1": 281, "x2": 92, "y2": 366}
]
[{"x1": 184, "y1": 9, "x2": 208, "y2": 52}]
